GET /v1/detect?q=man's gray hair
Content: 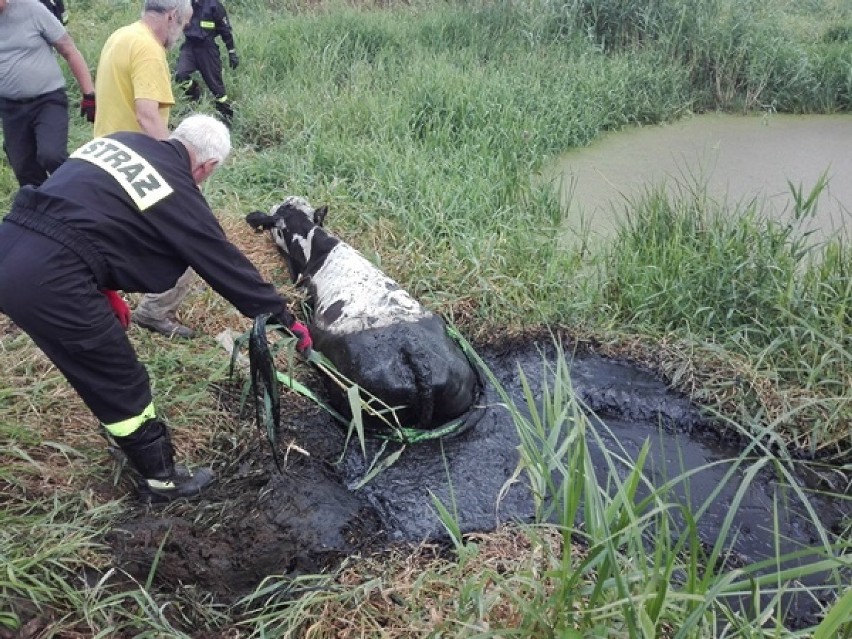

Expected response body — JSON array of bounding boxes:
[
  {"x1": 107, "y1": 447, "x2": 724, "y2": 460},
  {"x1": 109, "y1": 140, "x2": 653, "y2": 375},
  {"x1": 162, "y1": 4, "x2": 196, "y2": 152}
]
[
  {"x1": 144, "y1": 0, "x2": 191, "y2": 15},
  {"x1": 170, "y1": 115, "x2": 232, "y2": 166}
]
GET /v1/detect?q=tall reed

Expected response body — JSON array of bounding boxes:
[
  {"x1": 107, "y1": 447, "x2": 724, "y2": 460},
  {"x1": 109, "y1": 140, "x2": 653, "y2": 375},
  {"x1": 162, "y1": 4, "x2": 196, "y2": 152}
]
[{"x1": 598, "y1": 182, "x2": 851, "y2": 452}]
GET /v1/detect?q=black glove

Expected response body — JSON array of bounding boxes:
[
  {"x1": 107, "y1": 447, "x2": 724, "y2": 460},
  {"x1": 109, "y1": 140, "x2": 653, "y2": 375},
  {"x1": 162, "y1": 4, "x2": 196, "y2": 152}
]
[
  {"x1": 79, "y1": 93, "x2": 96, "y2": 123},
  {"x1": 228, "y1": 50, "x2": 240, "y2": 70}
]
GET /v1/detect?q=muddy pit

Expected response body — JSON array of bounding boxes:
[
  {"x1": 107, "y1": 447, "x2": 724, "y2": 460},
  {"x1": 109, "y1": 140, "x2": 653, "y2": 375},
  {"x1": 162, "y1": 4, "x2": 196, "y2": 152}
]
[{"x1": 106, "y1": 331, "x2": 850, "y2": 628}]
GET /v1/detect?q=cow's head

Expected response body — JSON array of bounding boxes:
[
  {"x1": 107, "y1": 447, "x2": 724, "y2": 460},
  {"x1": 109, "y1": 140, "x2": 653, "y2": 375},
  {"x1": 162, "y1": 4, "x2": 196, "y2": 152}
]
[{"x1": 245, "y1": 196, "x2": 330, "y2": 283}]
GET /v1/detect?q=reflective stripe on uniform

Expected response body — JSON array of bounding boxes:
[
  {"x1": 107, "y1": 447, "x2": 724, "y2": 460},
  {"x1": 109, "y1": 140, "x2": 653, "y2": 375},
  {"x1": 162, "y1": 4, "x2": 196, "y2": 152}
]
[
  {"x1": 146, "y1": 478, "x2": 177, "y2": 489},
  {"x1": 103, "y1": 402, "x2": 156, "y2": 437},
  {"x1": 200, "y1": 20, "x2": 215, "y2": 29}
]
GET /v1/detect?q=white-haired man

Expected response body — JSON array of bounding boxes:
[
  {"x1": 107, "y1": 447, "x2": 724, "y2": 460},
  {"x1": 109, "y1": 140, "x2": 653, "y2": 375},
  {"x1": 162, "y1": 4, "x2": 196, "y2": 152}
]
[
  {"x1": 94, "y1": 0, "x2": 192, "y2": 139},
  {"x1": 0, "y1": 114, "x2": 312, "y2": 502}
]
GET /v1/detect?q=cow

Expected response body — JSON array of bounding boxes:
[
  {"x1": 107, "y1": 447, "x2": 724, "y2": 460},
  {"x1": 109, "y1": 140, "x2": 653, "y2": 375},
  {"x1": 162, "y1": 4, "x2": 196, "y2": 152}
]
[{"x1": 245, "y1": 196, "x2": 482, "y2": 436}]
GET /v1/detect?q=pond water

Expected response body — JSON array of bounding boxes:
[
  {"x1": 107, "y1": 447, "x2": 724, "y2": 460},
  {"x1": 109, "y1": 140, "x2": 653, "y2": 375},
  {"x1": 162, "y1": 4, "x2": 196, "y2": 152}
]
[{"x1": 542, "y1": 113, "x2": 852, "y2": 247}]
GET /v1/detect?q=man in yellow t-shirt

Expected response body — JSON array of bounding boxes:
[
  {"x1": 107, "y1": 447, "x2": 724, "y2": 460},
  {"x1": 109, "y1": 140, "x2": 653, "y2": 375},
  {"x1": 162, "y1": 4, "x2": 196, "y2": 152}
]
[
  {"x1": 94, "y1": 0, "x2": 199, "y2": 338},
  {"x1": 95, "y1": 0, "x2": 190, "y2": 140}
]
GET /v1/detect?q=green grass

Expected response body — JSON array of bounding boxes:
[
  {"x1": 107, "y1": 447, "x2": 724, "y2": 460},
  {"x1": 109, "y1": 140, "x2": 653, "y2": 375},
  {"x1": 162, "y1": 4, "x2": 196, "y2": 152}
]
[
  {"x1": 0, "y1": 496, "x2": 123, "y2": 632},
  {"x1": 597, "y1": 179, "x2": 850, "y2": 455},
  {"x1": 0, "y1": 0, "x2": 850, "y2": 636}
]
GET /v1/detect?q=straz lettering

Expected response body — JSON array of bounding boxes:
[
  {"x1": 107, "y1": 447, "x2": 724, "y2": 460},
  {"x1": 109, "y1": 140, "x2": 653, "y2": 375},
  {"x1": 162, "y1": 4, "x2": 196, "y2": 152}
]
[{"x1": 71, "y1": 138, "x2": 173, "y2": 210}]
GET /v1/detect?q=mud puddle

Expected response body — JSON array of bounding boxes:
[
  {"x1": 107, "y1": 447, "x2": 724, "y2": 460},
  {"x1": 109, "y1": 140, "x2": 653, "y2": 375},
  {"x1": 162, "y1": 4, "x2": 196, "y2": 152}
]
[{"x1": 107, "y1": 333, "x2": 850, "y2": 626}]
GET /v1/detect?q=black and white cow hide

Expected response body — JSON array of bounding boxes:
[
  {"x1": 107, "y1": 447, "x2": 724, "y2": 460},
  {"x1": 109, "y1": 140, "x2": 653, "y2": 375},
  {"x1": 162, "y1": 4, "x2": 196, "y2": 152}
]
[{"x1": 246, "y1": 196, "x2": 481, "y2": 433}]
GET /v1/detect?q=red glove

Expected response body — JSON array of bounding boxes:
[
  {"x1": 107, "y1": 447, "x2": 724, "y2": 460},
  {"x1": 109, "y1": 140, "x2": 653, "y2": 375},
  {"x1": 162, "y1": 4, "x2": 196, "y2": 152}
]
[
  {"x1": 79, "y1": 93, "x2": 96, "y2": 123},
  {"x1": 289, "y1": 320, "x2": 312, "y2": 353},
  {"x1": 102, "y1": 290, "x2": 130, "y2": 329}
]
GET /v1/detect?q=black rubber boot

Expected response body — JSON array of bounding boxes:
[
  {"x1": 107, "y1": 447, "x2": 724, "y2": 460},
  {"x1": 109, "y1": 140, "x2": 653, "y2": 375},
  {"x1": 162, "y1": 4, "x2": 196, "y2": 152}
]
[
  {"x1": 113, "y1": 418, "x2": 215, "y2": 503},
  {"x1": 177, "y1": 78, "x2": 201, "y2": 102},
  {"x1": 214, "y1": 98, "x2": 234, "y2": 125}
]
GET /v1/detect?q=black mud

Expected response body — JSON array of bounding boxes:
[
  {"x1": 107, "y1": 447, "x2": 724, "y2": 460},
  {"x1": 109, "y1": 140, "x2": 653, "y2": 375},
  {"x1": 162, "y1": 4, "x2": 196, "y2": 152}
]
[{"x1": 105, "y1": 333, "x2": 850, "y2": 629}]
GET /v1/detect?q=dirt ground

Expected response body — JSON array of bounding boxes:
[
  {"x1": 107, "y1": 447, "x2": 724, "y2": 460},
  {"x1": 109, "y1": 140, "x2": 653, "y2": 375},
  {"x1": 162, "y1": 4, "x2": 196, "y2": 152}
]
[{"x1": 105, "y1": 372, "x2": 381, "y2": 599}]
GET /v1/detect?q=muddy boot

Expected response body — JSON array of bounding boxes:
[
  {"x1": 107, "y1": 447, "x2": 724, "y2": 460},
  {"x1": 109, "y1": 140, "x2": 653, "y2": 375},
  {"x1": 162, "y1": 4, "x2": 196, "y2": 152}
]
[
  {"x1": 133, "y1": 312, "x2": 195, "y2": 339},
  {"x1": 177, "y1": 78, "x2": 201, "y2": 102},
  {"x1": 113, "y1": 418, "x2": 215, "y2": 503},
  {"x1": 214, "y1": 97, "x2": 233, "y2": 125}
]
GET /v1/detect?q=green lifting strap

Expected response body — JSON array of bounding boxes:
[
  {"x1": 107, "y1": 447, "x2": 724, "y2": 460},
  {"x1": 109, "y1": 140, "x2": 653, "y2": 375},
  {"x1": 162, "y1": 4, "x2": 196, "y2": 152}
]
[
  {"x1": 274, "y1": 366, "x2": 347, "y2": 424},
  {"x1": 276, "y1": 351, "x2": 472, "y2": 444},
  {"x1": 297, "y1": 343, "x2": 478, "y2": 444}
]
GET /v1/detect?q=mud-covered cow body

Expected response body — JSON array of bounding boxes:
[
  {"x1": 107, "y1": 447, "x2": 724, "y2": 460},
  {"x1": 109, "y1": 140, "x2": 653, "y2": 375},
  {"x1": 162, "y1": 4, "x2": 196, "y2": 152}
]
[{"x1": 246, "y1": 197, "x2": 480, "y2": 431}]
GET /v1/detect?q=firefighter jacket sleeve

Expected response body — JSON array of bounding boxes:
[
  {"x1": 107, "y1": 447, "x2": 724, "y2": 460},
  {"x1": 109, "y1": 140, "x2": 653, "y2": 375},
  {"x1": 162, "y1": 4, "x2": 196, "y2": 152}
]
[
  {"x1": 154, "y1": 183, "x2": 288, "y2": 320},
  {"x1": 215, "y1": 1, "x2": 236, "y2": 52}
]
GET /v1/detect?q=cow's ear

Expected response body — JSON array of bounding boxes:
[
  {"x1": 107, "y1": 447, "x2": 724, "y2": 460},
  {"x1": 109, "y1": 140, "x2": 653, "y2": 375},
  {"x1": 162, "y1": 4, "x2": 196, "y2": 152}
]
[
  {"x1": 314, "y1": 205, "x2": 328, "y2": 227},
  {"x1": 245, "y1": 210, "x2": 274, "y2": 231}
]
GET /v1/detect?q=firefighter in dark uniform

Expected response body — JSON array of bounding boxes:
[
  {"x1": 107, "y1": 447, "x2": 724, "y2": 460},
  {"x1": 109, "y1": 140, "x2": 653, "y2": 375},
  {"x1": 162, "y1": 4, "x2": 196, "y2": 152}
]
[
  {"x1": 39, "y1": 0, "x2": 67, "y2": 24},
  {"x1": 175, "y1": 0, "x2": 239, "y2": 123},
  {"x1": 0, "y1": 114, "x2": 311, "y2": 502}
]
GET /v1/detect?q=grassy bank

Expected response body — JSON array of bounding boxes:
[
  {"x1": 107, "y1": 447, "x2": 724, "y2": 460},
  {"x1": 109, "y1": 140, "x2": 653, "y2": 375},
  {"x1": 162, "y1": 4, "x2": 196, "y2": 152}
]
[{"x1": 1, "y1": 0, "x2": 850, "y2": 636}]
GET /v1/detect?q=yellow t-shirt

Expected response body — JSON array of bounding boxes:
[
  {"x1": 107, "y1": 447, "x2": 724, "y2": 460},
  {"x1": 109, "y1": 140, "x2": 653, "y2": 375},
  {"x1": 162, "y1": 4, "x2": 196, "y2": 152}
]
[{"x1": 94, "y1": 21, "x2": 173, "y2": 137}]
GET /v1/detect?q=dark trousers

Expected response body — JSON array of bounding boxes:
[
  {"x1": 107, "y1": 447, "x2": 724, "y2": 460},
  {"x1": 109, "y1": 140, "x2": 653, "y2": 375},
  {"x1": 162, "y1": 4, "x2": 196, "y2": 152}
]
[
  {"x1": 0, "y1": 88, "x2": 69, "y2": 187},
  {"x1": 0, "y1": 224, "x2": 152, "y2": 425},
  {"x1": 175, "y1": 40, "x2": 226, "y2": 98}
]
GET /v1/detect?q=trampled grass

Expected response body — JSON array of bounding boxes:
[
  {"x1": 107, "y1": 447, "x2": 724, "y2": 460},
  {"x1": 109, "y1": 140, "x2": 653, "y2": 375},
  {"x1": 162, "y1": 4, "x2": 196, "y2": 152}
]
[{"x1": 0, "y1": 0, "x2": 850, "y2": 636}]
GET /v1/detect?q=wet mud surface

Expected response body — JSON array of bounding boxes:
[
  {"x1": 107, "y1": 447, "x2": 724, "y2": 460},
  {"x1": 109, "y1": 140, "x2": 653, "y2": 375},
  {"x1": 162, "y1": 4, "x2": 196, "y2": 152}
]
[{"x1": 107, "y1": 333, "x2": 850, "y2": 627}]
